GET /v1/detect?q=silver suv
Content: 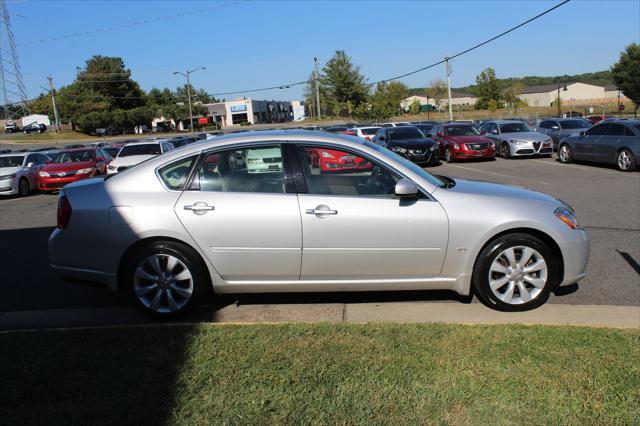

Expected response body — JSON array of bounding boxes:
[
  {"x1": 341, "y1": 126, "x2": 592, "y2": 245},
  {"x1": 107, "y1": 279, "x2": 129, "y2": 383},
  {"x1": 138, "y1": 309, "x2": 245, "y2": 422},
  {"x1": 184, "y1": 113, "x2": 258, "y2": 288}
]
[{"x1": 480, "y1": 120, "x2": 553, "y2": 158}]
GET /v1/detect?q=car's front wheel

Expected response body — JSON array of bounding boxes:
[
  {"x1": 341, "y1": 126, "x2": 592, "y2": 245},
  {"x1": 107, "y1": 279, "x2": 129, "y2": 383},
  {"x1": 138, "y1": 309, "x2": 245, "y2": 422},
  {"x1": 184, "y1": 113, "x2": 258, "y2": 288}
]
[
  {"x1": 18, "y1": 178, "x2": 29, "y2": 196},
  {"x1": 616, "y1": 149, "x2": 636, "y2": 172},
  {"x1": 445, "y1": 147, "x2": 453, "y2": 163},
  {"x1": 501, "y1": 142, "x2": 511, "y2": 159},
  {"x1": 124, "y1": 241, "x2": 208, "y2": 318},
  {"x1": 558, "y1": 144, "x2": 573, "y2": 163},
  {"x1": 473, "y1": 233, "x2": 557, "y2": 311}
]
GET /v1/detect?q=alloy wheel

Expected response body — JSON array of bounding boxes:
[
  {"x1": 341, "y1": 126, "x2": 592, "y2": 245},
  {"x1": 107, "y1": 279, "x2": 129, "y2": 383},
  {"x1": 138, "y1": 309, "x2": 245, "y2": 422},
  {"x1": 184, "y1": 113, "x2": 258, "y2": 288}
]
[
  {"x1": 488, "y1": 246, "x2": 547, "y2": 305},
  {"x1": 133, "y1": 254, "x2": 194, "y2": 314},
  {"x1": 617, "y1": 151, "x2": 632, "y2": 171},
  {"x1": 445, "y1": 148, "x2": 451, "y2": 162},
  {"x1": 18, "y1": 179, "x2": 29, "y2": 196},
  {"x1": 501, "y1": 144, "x2": 510, "y2": 158},
  {"x1": 559, "y1": 145, "x2": 569, "y2": 162}
]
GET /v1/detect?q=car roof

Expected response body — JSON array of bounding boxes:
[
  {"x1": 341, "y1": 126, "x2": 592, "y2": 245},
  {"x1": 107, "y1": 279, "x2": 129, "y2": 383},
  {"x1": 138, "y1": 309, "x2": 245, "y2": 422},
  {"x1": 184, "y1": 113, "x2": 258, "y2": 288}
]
[
  {"x1": 123, "y1": 140, "x2": 163, "y2": 146},
  {"x1": 0, "y1": 152, "x2": 26, "y2": 157},
  {"x1": 57, "y1": 147, "x2": 96, "y2": 153},
  {"x1": 489, "y1": 120, "x2": 528, "y2": 124}
]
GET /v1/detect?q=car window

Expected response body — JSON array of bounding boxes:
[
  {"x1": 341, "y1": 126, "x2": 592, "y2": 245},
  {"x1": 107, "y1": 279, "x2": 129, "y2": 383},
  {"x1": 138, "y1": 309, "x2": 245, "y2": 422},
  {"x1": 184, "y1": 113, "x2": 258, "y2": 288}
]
[
  {"x1": 118, "y1": 144, "x2": 161, "y2": 157},
  {"x1": 499, "y1": 122, "x2": 531, "y2": 133},
  {"x1": 36, "y1": 154, "x2": 49, "y2": 164},
  {"x1": 0, "y1": 156, "x2": 25, "y2": 167},
  {"x1": 295, "y1": 145, "x2": 401, "y2": 197},
  {"x1": 25, "y1": 154, "x2": 36, "y2": 165},
  {"x1": 158, "y1": 155, "x2": 197, "y2": 191},
  {"x1": 192, "y1": 145, "x2": 285, "y2": 194},
  {"x1": 445, "y1": 126, "x2": 480, "y2": 136},
  {"x1": 606, "y1": 124, "x2": 626, "y2": 136},
  {"x1": 51, "y1": 150, "x2": 94, "y2": 163},
  {"x1": 387, "y1": 127, "x2": 424, "y2": 140},
  {"x1": 360, "y1": 127, "x2": 380, "y2": 135},
  {"x1": 539, "y1": 120, "x2": 552, "y2": 129},
  {"x1": 624, "y1": 126, "x2": 635, "y2": 136},
  {"x1": 559, "y1": 120, "x2": 588, "y2": 129},
  {"x1": 585, "y1": 124, "x2": 609, "y2": 136}
]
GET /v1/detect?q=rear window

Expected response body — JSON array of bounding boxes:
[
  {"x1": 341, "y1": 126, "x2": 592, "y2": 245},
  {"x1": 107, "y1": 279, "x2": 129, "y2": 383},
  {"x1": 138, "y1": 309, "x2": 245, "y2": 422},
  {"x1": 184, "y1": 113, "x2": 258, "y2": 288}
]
[
  {"x1": 388, "y1": 127, "x2": 424, "y2": 140},
  {"x1": 118, "y1": 144, "x2": 161, "y2": 157},
  {"x1": 360, "y1": 127, "x2": 380, "y2": 135},
  {"x1": 0, "y1": 156, "x2": 24, "y2": 167},
  {"x1": 157, "y1": 155, "x2": 197, "y2": 190}
]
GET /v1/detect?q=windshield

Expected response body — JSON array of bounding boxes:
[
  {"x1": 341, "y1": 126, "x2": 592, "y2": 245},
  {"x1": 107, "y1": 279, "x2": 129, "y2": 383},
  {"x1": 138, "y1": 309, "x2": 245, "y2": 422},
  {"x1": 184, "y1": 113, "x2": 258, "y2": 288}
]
[
  {"x1": 51, "y1": 150, "x2": 94, "y2": 163},
  {"x1": 118, "y1": 144, "x2": 161, "y2": 157},
  {"x1": 388, "y1": 127, "x2": 424, "y2": 140},
  {"x1": 559, "y1": 119, "x2": 590, "y2": 129},
  {"x1": 445, "y1": 126, "x2": 480, "y2": 136},
  {"x1": 360, "y1": 127, "x2": 380, "y2": 135},
  {"x1": 364, "y1": 141, "x2": 443, "y2": 188},
  {"x1": 499, "y1": 122, "x2": 531, "y2": 133},
  {"x1": 0, "y1": 156, "x2": 24, "y2": 168}
]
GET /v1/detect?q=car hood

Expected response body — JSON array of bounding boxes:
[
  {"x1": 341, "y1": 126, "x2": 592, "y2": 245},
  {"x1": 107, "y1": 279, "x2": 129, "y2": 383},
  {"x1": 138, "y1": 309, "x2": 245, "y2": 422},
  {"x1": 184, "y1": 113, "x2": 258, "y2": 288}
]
[
  {"x1": 448, "y1": 135, "x2": 491, "y2": 143},
  {"x1": 111, "y1": 155, "x2": 155, "y2": 167},
  {"x1": 500, "y1": 132, "x2": 550, "y2": 142},
  {"x1": 0, "y1": 166, "x2": 22, "y2": 176},
  {"x1": 439, "y1": 178, "x2": 564, "y2": 207},
  {"x1": 387, "y1": 138, "x2": 436, "y2": 148},
  {"x1": 42, "y1": 161, "x2": 94, "y2": 172}
]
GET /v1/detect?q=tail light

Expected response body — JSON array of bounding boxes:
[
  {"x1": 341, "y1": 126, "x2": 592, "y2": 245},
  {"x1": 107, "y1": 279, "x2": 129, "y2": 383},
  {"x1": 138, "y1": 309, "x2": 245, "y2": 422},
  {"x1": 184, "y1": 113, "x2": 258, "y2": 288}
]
[{"x1": 57, "y1": 194, "x2": 72, "y2": 229}]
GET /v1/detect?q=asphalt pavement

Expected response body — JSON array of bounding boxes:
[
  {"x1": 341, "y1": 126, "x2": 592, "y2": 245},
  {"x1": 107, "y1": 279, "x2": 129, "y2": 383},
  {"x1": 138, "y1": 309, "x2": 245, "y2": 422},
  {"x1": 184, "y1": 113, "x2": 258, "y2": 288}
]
[{"x1": 0, "y1": 155, "x2": 638, "y2": 330}]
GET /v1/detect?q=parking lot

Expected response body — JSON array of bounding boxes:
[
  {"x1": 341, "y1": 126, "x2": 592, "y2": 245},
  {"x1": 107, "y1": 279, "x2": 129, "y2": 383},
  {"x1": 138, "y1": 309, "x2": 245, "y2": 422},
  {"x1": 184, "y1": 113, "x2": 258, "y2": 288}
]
[{"x1": 0, "y1": 152, "x2": 638, "y2": 329}]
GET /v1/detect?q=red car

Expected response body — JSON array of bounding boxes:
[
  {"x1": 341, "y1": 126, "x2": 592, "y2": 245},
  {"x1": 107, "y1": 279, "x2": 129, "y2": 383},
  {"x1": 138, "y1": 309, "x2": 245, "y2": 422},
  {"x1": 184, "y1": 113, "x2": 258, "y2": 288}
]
[
  {"x1": 38, "y1": 148, "x2": 112, "y2": 192},
  {"x1": 586, "y1": 115, "x2": 612, "y2": 124},
  {"x1": 316, "y1": 148, "x2": 372, "y2": 173},
  {"x1": 433, "y1": 124, "x2": 496, "y2": 162}
]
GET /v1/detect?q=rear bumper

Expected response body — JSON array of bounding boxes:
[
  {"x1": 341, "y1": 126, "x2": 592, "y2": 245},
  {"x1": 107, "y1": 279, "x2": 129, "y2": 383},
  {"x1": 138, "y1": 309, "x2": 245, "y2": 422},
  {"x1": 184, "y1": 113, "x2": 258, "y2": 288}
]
[{"x1": 51, "y1": 264, "x2": 118, "y2": 291}]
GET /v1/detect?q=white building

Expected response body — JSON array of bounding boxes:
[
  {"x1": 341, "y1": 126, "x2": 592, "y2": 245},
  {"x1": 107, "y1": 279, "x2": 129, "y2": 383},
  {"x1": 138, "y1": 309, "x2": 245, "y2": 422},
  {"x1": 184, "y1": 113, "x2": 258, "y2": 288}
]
[
  {"x1": 603, "y1": 85, "x2": 628, "y2": 100},
  {"x1": 401, "y1": 93, "x2": 477, "y2": 111},
  {"x1": 518, "y1": 82, "x2": 605, "y2": 107},
  {"x1": 446, "y1": 92, "x2": 477, "y2": 107},
  {"x1": 20, "y1": 114, "x2": 51, "y2": 127},
  {"x1": 204, "y1": 98, "x2": 294, "y2": 128}
]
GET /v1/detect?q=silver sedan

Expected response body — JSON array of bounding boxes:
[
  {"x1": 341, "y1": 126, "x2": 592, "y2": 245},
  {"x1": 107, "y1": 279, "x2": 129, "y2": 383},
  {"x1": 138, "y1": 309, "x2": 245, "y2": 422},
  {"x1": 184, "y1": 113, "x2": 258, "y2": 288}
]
[{"x1": 49, "y1": 131, "x2": 590, "y2": 317}]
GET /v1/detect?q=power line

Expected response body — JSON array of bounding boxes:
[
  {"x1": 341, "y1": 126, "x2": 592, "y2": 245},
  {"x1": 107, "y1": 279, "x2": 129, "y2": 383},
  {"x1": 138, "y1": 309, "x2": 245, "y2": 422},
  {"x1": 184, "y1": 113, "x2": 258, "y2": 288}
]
[
  {"x1": 205, "y1": 0, "x2": 571, "y2": 97},
  {"x1": 16, "y1": 1, "x2": 248, "y2": 46}
]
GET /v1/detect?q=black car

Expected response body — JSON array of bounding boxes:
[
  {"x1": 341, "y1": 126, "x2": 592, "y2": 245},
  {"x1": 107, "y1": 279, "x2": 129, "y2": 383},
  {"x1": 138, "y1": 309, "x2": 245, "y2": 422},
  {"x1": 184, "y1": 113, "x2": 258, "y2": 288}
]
[
  {"x1": 412, "y1": 123, "x2": 436, "y2": 136},
  {"x1": 23, "y1": 122, "x2": 47, "y2": 134},
  {"x1": 64, "y1": 144, "x2": 86, "y2": 149},
  {"x1": 371, "y1": 126, "x2": 440, "y2": 166},
  {"x1": 324, "y1": 126, "x2": 349, "y2": 133}
]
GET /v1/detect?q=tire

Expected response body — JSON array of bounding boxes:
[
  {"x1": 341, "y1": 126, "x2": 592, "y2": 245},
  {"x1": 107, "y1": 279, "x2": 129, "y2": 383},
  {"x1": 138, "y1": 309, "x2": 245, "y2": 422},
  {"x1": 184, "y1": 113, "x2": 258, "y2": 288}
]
[
  {"x1": 445, "y1": 147, "x2": 454, "y2": 163},
  {"x1": 472, "y1": 233, "x2": 557, "y2": 312},
  {"x1": 616, "y1": 149, "x2": 636, "y2": 172},
  {"x1": 501, "y1": 142, "x2": 511, "y2": 159},
  {"x1": 123, "y1": 241, "x2": 208, "y2": 319},
  {"x1": 18, "y1": 178, "x2": 29, "y2": 197},
  {"x1": 558, "y1": 144, "x2": 573, "y2": 163}
]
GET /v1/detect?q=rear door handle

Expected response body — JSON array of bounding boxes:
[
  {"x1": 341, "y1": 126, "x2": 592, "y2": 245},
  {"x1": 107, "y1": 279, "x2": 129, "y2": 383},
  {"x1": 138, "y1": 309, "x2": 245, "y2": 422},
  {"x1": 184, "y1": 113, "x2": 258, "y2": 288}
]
[
  {"x1": 306, "y1": 205, "x2": 338, "y2": 217},
  {"x1": 184, "y1": 202, "x2": 215, "y2": 215}
]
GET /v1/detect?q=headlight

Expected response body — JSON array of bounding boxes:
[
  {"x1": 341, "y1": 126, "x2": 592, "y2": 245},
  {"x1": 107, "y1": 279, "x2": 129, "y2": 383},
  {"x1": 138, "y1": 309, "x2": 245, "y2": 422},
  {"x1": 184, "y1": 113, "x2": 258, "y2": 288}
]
[
  {"x1": 452, "y1": 142, "x2": 460, "y2": 149},
  {"x1": 390, "y1": 146, "x2": 406, "y2": 153},
  {"x1": 76, "y1": 167, "x2": 93, "y2": 174},
  {"x1": 107, "y1": 165, "x2": 116, "y2": 170},
  {"x1": 0, "y1": 174, "x2": 16, "y2": 181},
  {"x1": 321, "y1": 151, "x2": 335, "y2": 159},
  {"x1": 554, "y1": 207, "x2": 580, "y2": 229},
  {"x1": 509, "y1": 139, "x2": 527, "y2": 145},
  {"x1": 39, "y1": 171, "x2": 50, "y2": 177},
  {"x1": 430, "y1": 144, "x2": 438, "y2": 151}
]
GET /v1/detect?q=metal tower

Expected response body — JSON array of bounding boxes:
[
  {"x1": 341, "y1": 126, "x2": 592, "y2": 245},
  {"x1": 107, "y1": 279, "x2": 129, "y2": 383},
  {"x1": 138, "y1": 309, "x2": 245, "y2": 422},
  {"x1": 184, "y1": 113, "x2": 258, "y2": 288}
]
[{"x1": 0, "y1": 0, "x2": 29, "y2": 120}]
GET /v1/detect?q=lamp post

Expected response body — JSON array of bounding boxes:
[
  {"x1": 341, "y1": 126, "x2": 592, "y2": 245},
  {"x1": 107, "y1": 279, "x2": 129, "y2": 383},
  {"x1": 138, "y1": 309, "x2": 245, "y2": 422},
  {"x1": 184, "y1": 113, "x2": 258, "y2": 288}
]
[
  {"x1": 173, "y1": 67, "x2": 206, "y2": 134},
  {"x1": 556, "y1": 85, "x2": 567, "y2": 117}
]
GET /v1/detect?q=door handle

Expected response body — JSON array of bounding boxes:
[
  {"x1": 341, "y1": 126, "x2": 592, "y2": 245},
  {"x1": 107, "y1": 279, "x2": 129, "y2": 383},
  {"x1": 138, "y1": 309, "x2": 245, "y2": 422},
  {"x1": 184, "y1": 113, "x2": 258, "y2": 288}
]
[
  {"x1": 306, "y1": 205, "x2": 338, "y2": 217},
  {"x1": 184, "y1": 202, "x2": 215, "y2": 215}
]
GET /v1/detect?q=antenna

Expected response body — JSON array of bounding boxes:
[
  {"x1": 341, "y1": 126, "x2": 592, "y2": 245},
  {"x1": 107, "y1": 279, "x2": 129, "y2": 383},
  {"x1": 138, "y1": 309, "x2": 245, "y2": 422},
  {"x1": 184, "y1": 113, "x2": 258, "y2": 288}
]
[{"x1": 0, "y1": 0, "x2": 29, "y2": 120}]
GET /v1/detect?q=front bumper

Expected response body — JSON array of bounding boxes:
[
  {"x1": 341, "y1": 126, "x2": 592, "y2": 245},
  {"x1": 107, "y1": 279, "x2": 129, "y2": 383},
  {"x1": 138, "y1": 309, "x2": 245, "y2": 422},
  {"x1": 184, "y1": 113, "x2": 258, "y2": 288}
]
[
  {"x1": 453, "y1": 148, "x2": 495, "y2": 160},
  {"x1": 558, "y1": 228, "x2": 590, "y2": 286},
  {"x1": 0, "y1": 177, "x2": 18, "y2": 195},
  {"x1": 38, "y1": 174, "x2": 89, "y2": 191},
  {"x1": 510, "y1": 141, "x2": 553, "y2": 156},
  {"x1": 396, "y1": 150, "x2": 439, "y2": 164}
]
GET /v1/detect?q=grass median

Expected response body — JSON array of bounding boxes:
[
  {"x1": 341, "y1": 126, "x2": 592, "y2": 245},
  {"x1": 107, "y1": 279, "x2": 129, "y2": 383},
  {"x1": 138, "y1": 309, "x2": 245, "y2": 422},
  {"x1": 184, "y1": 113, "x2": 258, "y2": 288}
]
[{"x1": 1, "y1": 323, "x2": 638, "y2": 425}]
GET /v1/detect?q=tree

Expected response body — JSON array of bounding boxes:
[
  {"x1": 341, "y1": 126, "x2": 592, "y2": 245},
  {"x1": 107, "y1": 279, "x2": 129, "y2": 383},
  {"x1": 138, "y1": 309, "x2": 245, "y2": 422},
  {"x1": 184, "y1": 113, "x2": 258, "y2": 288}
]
[
  {"x1": 475, "y1": 68, "x2": 501, "y2": 110},
  {"x1": 321, "y1": 50, "x2": 369, "y2": 116},
  {"x1": 611, "y1": 43, "x2": 640, "y2": 117},
  {"x1": 358, "y1": 81, "x2": 409, "y2": 121},
  {"x1": 503, "y1": 82, "x2": 524, "y2": 113},
  {"x1": 409, "y1": 98, "x2": 421, "y2": 115},
  {"x1": 426, "y1": 79, "x2": 447, "y2": 110}
]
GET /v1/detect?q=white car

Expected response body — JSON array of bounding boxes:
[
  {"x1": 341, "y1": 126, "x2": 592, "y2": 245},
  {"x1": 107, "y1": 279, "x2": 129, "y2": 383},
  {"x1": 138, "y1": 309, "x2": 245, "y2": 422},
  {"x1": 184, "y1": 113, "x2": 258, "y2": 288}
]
[
  {"x1": 350, "y1": 126, "x2": 381, "y2": 141},
  {"x1": 107, "y1": 140, "x2": 174, "y2": 174},
  {"x1": 246, "y1": 147, "x2": 283, "y2": 173},
  {"x1": 381, "y1": 122, "x2": 410, "y2": 128},
  {"x1": 0, "y1": 152, "x2": 49, "y2": 196}
]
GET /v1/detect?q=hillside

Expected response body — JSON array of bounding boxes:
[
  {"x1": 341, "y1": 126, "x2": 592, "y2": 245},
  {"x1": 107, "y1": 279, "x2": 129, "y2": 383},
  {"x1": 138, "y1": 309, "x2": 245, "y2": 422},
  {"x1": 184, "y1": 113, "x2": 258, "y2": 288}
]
[{"x1": 409, "y1": 70, "x2": 614, "y2": 96}]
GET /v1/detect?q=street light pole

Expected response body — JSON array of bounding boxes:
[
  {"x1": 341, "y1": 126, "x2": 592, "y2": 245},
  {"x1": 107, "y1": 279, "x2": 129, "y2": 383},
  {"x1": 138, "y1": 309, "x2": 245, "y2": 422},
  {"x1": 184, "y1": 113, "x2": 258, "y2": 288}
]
[
  {"x1": 173, "y1": 67, "x2": 206, "y2": 135},
  {"x1": 46, "y1": 76, "x2": 60, "y2": 133},
  {"x1": 314, "y1": 57, "x2": 321, "y2": 121},
  {"x1": 445, "y1": 57, "x2": 453, "y2": 121},
  {"x1": 556, "y1": 85, "x2": 567, "y2": 118}
]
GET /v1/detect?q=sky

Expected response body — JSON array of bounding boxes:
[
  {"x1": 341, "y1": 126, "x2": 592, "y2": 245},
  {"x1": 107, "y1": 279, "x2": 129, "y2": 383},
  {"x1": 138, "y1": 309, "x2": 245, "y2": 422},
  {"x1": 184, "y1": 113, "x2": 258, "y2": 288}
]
[{"x1": 5, "y1": 0, "x2": 640, "y2": 102}]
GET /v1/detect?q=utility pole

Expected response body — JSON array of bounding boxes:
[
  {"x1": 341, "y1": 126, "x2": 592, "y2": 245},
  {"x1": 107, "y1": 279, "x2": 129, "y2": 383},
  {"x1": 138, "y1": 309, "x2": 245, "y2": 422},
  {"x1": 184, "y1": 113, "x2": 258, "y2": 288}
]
[
  {"x1": 47, "y1": 76, "x2": 60, "y2": 133},
  {"x1": 617, "y1": 90, "x2": 621, "y2": 118},
  {"x1": 445, "y1": 57, "x2": 453, "y2": 121},
  {"x1": 173, "y1": 67, "x2": 206, "y2": 135},
  {"x1": 314, "y1": 57, "x2": 321, "y2": 121}
]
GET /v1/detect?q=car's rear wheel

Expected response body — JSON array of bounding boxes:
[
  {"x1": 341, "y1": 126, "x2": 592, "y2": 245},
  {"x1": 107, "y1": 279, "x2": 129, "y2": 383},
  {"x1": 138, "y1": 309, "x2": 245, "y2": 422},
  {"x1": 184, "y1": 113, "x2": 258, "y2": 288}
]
[
  {"x1": 124, "y1": 241, "x2": 207, "y2": 318},
  {"x1": 473, "y1": 233, "x2": 557, "y2": 311},
  {"x1": 18, "y1": 178, "x2": 29, "y2": 196},
  {"x1": 616, "y1": 149, "x2": 636, "y2": 172},
  {"x1": 558, "y1": 144, "x2": 573, "y2": 163},
  {"x1": 501, "y1": 142, "x2": 511, "y2": 159}
]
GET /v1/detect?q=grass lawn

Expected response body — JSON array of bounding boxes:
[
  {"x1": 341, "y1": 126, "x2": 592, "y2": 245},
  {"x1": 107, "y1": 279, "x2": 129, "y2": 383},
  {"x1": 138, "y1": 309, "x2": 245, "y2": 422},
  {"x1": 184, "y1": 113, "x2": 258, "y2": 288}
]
[{"x1": 1, "y1": 323, "x2": 638, "y2": 425}]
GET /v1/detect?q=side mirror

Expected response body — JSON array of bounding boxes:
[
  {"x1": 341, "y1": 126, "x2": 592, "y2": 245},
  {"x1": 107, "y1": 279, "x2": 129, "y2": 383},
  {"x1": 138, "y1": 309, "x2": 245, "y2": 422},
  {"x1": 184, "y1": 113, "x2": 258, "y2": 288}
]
[
  {"x1": 395, "y1": 179, "x2": 419, "y2": 198},
  {"x1": 26, "y1": 162, "x2": 34, "y2": 168},
  {"x1": 579, "y1": 131, "x2": 586, "y2": 137},
  {"x1": 96, "y1": 156, "x2": 105, "y2": 162}
]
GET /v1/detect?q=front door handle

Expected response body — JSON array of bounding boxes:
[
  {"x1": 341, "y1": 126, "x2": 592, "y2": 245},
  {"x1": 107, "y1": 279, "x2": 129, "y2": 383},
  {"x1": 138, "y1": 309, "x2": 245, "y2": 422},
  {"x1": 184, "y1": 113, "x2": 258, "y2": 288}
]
[
  {"x1": 306, "y1": 205, "x2": 338, "y2": 217},
  {"x1": 184, "y1": 202, "x2": 215, "y2": 215}
]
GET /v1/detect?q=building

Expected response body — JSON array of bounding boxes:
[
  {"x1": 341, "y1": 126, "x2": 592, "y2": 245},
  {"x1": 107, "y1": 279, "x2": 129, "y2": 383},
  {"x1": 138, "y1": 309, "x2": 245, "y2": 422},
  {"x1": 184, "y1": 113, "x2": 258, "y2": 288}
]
[
  {"x1": 446, "y1": 92, "x2": 477, "y2": 107},
  {"x1": 603, "y1": 85, "x2": 628, "y2": 101},
  {"x1": 204, "y1": 98, "x2": 294, "y2": 128},
  {"x1": 518, "y1": 82, "x2": 605, "y2": 107},
  {"x1": 400, "y1": 92, "x2": 477, "y2": 111}
]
